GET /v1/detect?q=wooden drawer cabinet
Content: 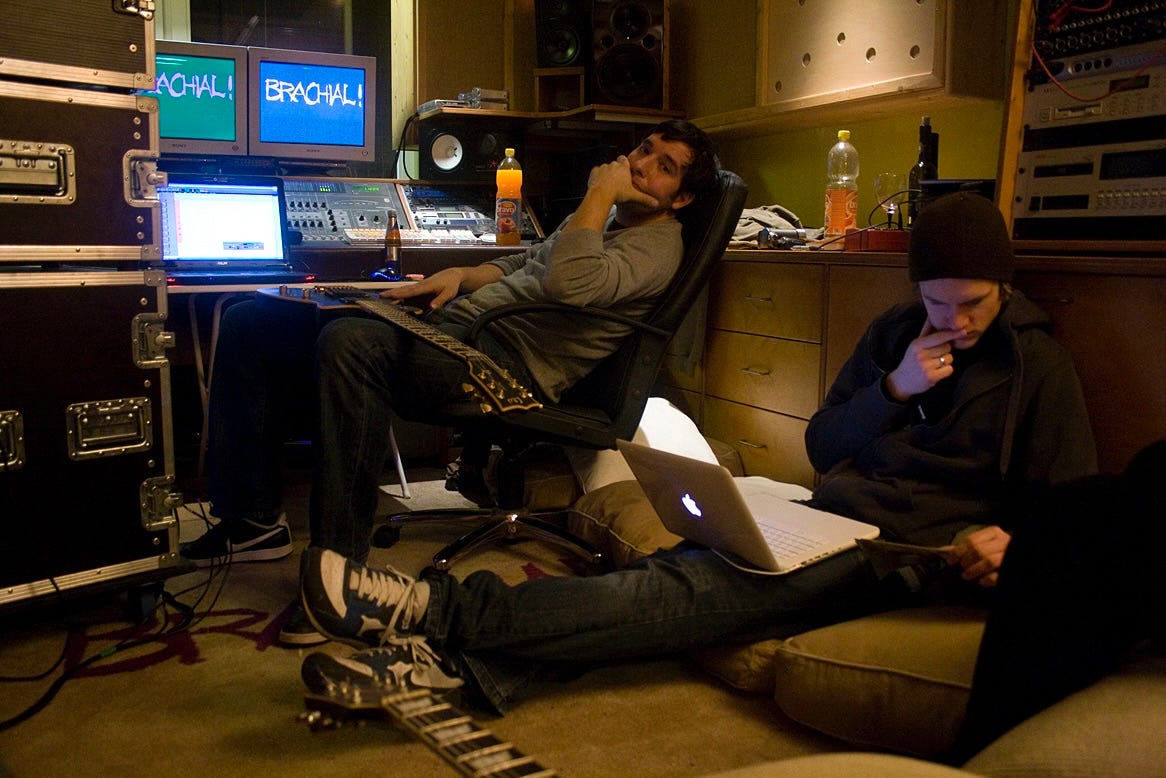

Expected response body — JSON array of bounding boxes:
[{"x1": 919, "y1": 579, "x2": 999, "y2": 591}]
[
  {"x1": 709, "y1": 262, "x2": 823, "y2": 341},
  {"x1": 705, "y1": 330, "x2": 820, "y2": 419},
  {"x1": 703, "y1": 397, "x2": 814, "y2": 486}
]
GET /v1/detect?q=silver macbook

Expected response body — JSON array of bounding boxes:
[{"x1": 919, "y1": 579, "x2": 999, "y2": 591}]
[{"x1": 617, "y1": 440, "x2": 880, "y2": 575}]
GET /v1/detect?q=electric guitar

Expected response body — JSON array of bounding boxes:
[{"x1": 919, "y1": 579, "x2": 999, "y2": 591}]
[
  {"x1": 258, "y1": 285, "x2": 541, "y2": 415},
  {"x1": 300, "y1": 673, "x2": 558, "y2": 777}
]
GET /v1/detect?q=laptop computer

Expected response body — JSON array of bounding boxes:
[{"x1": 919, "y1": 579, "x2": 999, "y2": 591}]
[
  {"x1": 156, "y1": 174, "x2": 309, "y2": 285},
  {"x1": 617, "y1": 440, "x2": 880, "y2": 575}
]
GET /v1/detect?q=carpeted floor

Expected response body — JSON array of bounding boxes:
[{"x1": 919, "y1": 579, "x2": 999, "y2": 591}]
[{"x1": 0, "y1": 470, "x2": 846, "y2": 777}]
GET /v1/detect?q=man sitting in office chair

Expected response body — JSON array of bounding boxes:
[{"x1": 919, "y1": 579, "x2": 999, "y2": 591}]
[{"x1": 180, "y1": 119, "x2": 722, "y2": 646}]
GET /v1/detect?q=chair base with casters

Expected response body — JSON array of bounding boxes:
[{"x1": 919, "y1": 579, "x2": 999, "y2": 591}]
[
  {"x1": 373, "y1": 439, "x2": 605, "y2": 572},
  {"x1": 373, "y1": 169, "x2": 748, "y2": 574},
  {"x1": 376, "y1": 507, "x2": 604, "y2": 572}
]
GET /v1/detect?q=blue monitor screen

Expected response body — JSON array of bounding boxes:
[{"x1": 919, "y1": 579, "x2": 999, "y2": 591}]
[
  {"x1": 257, "y1": 60, "x2": 366, "y2": 146},
  {"x1": 247, "y1": 47, "x2": 377, "y2": 164}
]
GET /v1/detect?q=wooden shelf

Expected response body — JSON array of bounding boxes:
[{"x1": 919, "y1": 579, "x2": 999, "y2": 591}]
[
  {"x1": 693, "y1": 91, "x2": 999, "y2": 141},
  {"x1": 419, "y1": 104, "x2": 684, "y2": 128}
]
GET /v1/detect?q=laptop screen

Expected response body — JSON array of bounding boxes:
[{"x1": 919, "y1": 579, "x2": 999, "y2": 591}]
[{"x1": 157, "y1": 175, "x2": 291, "y2": 272}]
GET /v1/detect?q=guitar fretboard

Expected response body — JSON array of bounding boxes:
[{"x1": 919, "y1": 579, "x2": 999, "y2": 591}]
[
  {"x1": 386, "y1": 688, "x2": 556, "y2": 777},
  {"x1": 303, "y1": 686, "x2": 557, "y2": 777},
  {"x1": 318, "y1": 286, "x2": 541, "y2": 415}
]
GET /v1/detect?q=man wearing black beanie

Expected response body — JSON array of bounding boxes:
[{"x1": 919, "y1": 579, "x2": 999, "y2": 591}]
[{"x1": 808, "y1": 191, "x2": 1096, "y2": 553}]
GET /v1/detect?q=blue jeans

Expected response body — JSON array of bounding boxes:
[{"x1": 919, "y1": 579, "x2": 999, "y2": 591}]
[
  {"x1": 206, "y1": 298, "x2": 532, "y2": 561},
  {"x1": 423, "y1": 544, "x2": 922, "y2": 713}
]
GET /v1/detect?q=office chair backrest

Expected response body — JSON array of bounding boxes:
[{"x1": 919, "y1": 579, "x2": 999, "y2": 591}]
[{"x1": 560, "y1": 168, "x2": 748, "y2": 441}]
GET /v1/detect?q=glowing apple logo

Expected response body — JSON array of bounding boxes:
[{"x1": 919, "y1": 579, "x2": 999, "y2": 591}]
[{"x1": 681, "y1": 492, "x2": 702, "y2": 518}]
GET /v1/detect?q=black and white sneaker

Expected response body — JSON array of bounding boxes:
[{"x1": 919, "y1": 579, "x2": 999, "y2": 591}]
[
  {"x1": 301, "y1": 637, "x2": 463, "y2": 696},
  {"x1": 300, "y1": 547, "x2": 429, "y2": 647},
  {"x1": 277, "y1": 602, "x2": 328, "y2": 647},
  {"x1": 180, "y1": 515, "x2": 293, "y2": 568}
]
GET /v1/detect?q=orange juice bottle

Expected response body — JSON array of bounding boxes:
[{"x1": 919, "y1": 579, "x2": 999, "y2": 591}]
[{"x1": 495, "y1": 148, "x2": 522, "y2": 246}]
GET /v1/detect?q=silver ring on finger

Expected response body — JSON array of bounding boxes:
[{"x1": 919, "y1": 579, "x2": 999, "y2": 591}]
[{"x1": 938, "y1": 355, "x2": 947, "y2": 367}]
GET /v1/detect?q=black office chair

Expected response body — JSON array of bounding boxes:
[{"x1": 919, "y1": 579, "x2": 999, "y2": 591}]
[{"x1": 381, "y1": 169, "x2": 748, "y2": 571}]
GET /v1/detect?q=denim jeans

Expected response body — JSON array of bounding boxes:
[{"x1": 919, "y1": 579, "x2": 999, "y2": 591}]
[
  {"x1": 423, "y1": 544, "x2": 919, "y2": 713},
  {"x1": 206, "y1": 298, "x2": 532, "y2": 561}
]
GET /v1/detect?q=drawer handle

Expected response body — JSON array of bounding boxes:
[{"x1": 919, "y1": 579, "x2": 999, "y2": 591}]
[
  {"x1": 741, "y1": 366, "x2": 771, "y2": 377},
  {"x1": 736, "y1": 439, "x2": 767, "y2": 450},
  {"x1": 743, "y1": 295, "x2": 773, "y2": 304}
]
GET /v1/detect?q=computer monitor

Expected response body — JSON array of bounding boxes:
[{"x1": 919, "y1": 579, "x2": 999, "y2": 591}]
[
  {"x1": 246, "y1": 46, "x2": 377, "y2": 165},
  {"x1": 150, "y1": 40, "x2": 248, "y2": 157}
]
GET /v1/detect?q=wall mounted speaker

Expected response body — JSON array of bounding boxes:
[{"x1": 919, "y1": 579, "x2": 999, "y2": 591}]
[
  {"x1": 418, "y1": 117, "x2": 523, "y2": 181},
  {"x1": 536, "y1": 0, "x2": 591, "y2": 69},
  {"x1": 592, "y1": 0, "x2": 668, "y2": 109}
]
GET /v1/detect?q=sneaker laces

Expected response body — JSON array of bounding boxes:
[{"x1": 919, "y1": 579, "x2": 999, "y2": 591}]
[
  {"x1": 350, "y1": 565, "x2": 425, "y2": 635},
  {"x1": 378, "y1": 635, "x2": 462, "y2": 690}
]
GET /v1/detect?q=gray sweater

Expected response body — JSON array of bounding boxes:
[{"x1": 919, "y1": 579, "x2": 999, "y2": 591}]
[{"x1": 445, "y1": 217, "x2": 683, "y2": 401}]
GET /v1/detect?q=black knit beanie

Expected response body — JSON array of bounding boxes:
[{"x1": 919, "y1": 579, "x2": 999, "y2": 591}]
[{"x1": 908, "y1": 192, "x2": 1015, "y2": 283}]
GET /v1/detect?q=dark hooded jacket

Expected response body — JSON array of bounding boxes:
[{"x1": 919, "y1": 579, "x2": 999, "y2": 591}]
[{"x1": 805, "y1": 290, "x2": 1097, "y2": 546}]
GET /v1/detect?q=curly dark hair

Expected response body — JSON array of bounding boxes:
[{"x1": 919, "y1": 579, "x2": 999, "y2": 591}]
[{"x1": 643, "y1": 119, "x2": 721, "y2": 203}]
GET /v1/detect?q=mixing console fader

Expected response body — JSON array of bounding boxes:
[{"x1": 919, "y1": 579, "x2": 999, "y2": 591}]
[
  {"x1": 281, "y1": 177, "x2": 544, "y2": 247},
  {"x1": 282, "y1": 178, "x2": 407, "y2": 245}
]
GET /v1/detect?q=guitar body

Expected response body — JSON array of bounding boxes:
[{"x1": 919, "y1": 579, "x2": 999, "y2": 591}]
[{"x1": 257, "y1": 285, "x2": 541, "y2": 415}]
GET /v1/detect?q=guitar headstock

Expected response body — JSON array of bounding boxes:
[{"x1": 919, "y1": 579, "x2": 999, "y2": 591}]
[{"x1": 300, "y1": 672, "x2": 398, "y2": 731}]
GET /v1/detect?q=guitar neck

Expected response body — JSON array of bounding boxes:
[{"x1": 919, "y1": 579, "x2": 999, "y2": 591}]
[
  {"x1": 303, "y1": 687, "x2": 558, "y2": 777},
  {"x1": 266, "y1": 285, "x2": 541, "y2": 415},
  {"x1": 385, "y1": 688, "x2": 557, "y2": 777}
]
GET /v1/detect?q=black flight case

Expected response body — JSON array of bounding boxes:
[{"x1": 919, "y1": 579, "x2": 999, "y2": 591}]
[
  {"x1": 0, "y1": 270, "x2": 185, "y2": 610},
  {"x1": 0, "y1": 2, "x2": 186, "y2": 612}
]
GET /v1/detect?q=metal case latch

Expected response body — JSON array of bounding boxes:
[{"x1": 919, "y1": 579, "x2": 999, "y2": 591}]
[
  {"x1": 134, "y1": 312, "x2": 174, "y2": 368},
  {"x1": 115, "y1": 1, "x2": 156, "y2": 21},
  {"x1": 1, "y1": 410, "x2": 25, "y2": 471},
  {"x1": 140, "y1": 474, "x2": 180, "y2": 531}
]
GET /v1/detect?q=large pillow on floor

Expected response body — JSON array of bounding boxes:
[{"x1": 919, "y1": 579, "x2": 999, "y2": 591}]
[
  {"x1": 772, "y1": 606, "x2": 988, "y2": 757},
  {"x1": 963, "y1": 649, "x2": 1166, "y2": 776},
  {"x1": 566, "y1": 479, "x2": 682, "y2": 569}
]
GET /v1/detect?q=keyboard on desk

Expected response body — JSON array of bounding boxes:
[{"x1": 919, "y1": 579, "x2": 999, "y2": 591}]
[{"x1": 343, "y1": 227, "x2": 488, "y2": 246}]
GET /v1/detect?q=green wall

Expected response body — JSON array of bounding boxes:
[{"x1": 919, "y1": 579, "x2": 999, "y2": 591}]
[{"x1": 715, "y1": 101, "x2": 1007, "y2": 231}]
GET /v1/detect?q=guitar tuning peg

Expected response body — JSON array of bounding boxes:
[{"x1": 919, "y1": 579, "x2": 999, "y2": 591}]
[{"x1": 301, "y1": 709, "x2": 335, "y2": 732}]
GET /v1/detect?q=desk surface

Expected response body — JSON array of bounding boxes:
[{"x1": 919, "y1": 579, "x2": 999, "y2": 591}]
[{"x1": 167, "y1": 280, "x2": 412, "y2": 295}]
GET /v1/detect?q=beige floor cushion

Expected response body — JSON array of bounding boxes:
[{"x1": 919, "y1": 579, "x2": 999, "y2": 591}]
[
  {"x1": 963, "y1": 650, "x2": 1166, "y2": 776},
  {"x1": 772, "y1": 606, "x2": 988, "y2": 757}
]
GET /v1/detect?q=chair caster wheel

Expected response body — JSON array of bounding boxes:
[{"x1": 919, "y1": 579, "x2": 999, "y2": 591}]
[{"x1": 371, "y1": 523, "x2": 401, "y2": 548}]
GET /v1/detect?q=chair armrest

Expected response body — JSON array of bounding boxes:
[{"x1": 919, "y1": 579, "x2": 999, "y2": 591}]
[{"x1": 466, "y1": 300, "x2": 670, "y2": 344}]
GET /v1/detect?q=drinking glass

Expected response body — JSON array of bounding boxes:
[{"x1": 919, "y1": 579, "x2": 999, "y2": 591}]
[{"x1": 873, "y1": 172, "x2": 907, "y2": 229}]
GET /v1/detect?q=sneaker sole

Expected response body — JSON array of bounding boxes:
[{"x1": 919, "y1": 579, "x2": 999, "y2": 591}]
[
  {"x1": 184, "y1": 544, "x2": 294, "y2": 569},
  {"x1": 278, "y1": 627, "x2": 328, "y2": 647}
]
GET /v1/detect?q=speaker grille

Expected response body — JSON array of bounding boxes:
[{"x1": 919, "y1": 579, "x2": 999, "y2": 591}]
[
  {"x1": 536, "y1": 0, "x2": 591, "y2": 68},
  {"x1": 592, "y1": 0, "x2": 667, "y2": 108}
]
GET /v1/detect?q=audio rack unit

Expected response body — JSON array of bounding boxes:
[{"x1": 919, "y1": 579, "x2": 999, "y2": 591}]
[{"x1": 1011, "y1": 2, "x2": 1166, "y2": 243}]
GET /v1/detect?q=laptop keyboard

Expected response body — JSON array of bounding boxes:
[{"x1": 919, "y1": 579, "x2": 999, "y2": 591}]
[{"x1": 758, "y1": 523, "x2": 824, "y2": 558}]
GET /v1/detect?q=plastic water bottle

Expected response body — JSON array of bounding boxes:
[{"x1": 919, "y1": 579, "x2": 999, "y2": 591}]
[
  {"x1": 495, "y1": 148, "x2": 522, "y2": 246},
  {"x1": 823, "y1": 130, "x2": 859, "y2": 237}
]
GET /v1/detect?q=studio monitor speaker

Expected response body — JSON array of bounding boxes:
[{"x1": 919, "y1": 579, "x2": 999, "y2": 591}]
[
  {"x1": 592, "y1": 0, "x2": 668, "y2": 109},
  {"x1": 418, "y1": 117, "x2": 523, "y2": 182},
  {"x1": 536, "y1": 0, "x2": 591, "y2": 69}
]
